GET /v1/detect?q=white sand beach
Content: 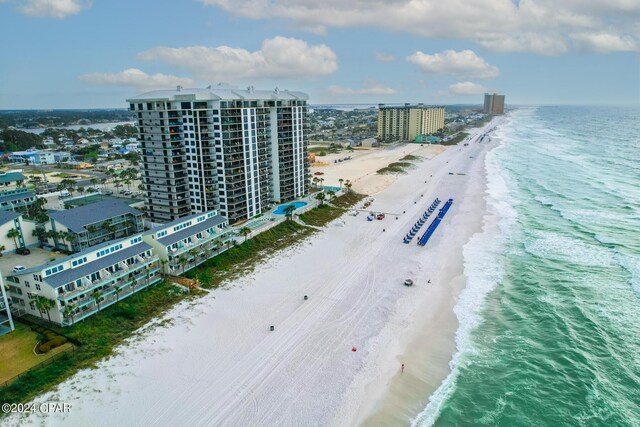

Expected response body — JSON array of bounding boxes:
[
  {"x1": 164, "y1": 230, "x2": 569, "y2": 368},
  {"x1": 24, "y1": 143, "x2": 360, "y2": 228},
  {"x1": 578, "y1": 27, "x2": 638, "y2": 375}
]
[{"x1": 5, "y1": 118, "x2": 503, "y2": 427}]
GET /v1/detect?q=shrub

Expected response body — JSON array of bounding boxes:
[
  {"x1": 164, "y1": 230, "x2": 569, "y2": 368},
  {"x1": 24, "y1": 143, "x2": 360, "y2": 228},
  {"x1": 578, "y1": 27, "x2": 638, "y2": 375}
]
[{"x1": 38, "y1": 343, "x2": 51, "y2": 353}]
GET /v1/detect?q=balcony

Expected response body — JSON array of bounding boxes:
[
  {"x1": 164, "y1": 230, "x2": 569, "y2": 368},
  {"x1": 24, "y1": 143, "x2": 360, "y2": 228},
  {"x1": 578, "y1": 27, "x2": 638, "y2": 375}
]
[{"x1": 58, "y1": 257, "x2": 160, "y2": 301}]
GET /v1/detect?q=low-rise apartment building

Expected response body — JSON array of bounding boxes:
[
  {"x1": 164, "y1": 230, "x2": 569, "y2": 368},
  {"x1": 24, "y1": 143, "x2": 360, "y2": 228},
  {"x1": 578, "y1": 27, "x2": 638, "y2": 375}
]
[
  {"x1": 143, "y1": 211, "x2": 231, "y2": 275},
  {"x1": 0, "y1": 188, "x2": 36, "y2": 212},
  {"x1": 0, "y1": 210, "x2": 38, "y2": 254},
  {"x1": 0, "y1": 171, "x2": 26, "y2": 190},
  {"x1": 47, "y1": 200, "x2": 144, "y2": 252},
  {"x1": 0, "y1": 276, "x2": 15, "y2": 335},
  {"x1": 5, "y1": 234, "x2": 161, "y2": 326}
]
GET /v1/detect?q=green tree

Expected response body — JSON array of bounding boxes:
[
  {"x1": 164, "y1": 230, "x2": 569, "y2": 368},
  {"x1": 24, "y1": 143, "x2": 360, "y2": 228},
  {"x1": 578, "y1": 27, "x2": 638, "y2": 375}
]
[
  {"x1": 63, "y1": 304, "x2": 77, "y2": 325},
  {"x1": 315, "y1": 192, "x2": 326, "y2": 206},
  {"x1": 92, "y1": 290, "x2": 104, "y2": 312},
  {"x1": 35, "y1": 296, "x2": 55, "y2": 324},
  {"x1": 114, "y1": 286, "x2": 122, "y2": 302},
  {"x1": 6, "y1": 228, "x2": 21, "y2": 251},
  {"x1": 283, "y1": 205, "x2": 296, "y2": 222},
  {"x1": 179, "y1": 256, "x2": 188, "y2": 274},
  {"x1": 240, "y1": 226, "x2": 251, "y2": 242}
]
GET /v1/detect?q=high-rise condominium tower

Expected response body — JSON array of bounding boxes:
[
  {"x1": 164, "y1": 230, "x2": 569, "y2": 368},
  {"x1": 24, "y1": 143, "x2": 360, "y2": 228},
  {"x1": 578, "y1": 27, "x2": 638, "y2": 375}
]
[
  {"x1": 377, "y1": 104, "x2": 445, "y2": 142},
  {"x1": 483, "y1": 93, "x2": 505, "y2": 115},
  {"x1": 128, "y1": 86, "x2": 309, "y2": 224}
]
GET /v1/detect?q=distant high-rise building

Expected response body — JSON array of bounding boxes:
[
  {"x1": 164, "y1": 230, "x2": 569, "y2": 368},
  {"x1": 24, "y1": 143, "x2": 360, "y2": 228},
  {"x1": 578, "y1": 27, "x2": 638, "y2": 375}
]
[
  {"x1": 483, "y1": 93, "x2": 505, "y2": 115},
  {"x1": 377, "y1": 104, "x2": 445, "y2": 142},
  {"x1": 128, "y1": 86, "x2": 309, "y2": 224}
]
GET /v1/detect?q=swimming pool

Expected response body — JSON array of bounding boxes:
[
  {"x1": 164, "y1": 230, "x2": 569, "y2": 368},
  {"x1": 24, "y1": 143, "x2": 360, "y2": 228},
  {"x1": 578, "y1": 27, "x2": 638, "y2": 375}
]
[{"x1": 273, "y1": 201, "x2": 308, "y2": 214}]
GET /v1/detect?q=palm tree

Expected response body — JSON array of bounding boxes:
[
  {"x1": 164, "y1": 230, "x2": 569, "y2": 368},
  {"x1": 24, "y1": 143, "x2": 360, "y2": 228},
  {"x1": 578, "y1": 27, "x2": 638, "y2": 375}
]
[
  {"x1": 46, "y1": 229, "x2": 60, "y2": 248},
  {"x1": 319, "y1": 177, "x2": 325, "y2": 189},
  {"x1": 240, "y1": 227, "x2": 251, "y2": 242},
  {"x1": 0, "y1": 245, "x2": 5, "y2": 256},
  {"x1": 63, "y1": 304, "x2": 77, "y2": 325},
  {"x1": 338, "y1": 178, "x2": 344, "y2": 189},
  {"x1": 100, "y1": 177, "x2": 108, "y2": 191},
  {"x1": 344, "y1": 179, "x2": 353, "y2": 194},
  {"x1": 6, "y1": 228, "x2": 21, "y2": 251},
  {"x1": 312, "y1": 177, "x2": 319, "y2": 188},
  {"x1": 214, "y1": 237, "x2": 223, "y2": 254},
  {"x1": 315, "y1": 192, "x2": 326, "y2": 206},
  {"x1": 188, "y1": 248, "x2": 198, "y2": 266},
  {"x1": 102, "y1": 222, "x2": 116, "y2": 239},
  {"x1": 35, "y1": 296, "x2": 55, "y2": 324},
  {"x1": 131, "y1": 278, "x2": 138, "y2": 294},
  {"x1": 327, "y1": 190, "x2": 336, "y2": 201},
  {"x1": 90, "y1": 177, "x2": 98, "y2": 189},
  {"x1": 159, "y1": 259, "x2": 168, "y2": 276},
  {"x1": 114, "y1": 285, "x2": 122, "y2": 302},
  {"x1": 283, "y1": 204, "x2": 296, "y2": 221},
  {"x1": 179, "y1": 256, "x2": 188, "y2": 274},
  {"x1": 91, "y1": 290, "x2": 103, "y2": 312}
]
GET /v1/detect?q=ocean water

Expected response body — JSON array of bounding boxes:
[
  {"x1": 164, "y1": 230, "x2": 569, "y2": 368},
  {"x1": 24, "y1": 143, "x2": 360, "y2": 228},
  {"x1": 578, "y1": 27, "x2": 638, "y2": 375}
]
[{"x1": 414, "y1": 106, "x2": 640, "y2": 426}]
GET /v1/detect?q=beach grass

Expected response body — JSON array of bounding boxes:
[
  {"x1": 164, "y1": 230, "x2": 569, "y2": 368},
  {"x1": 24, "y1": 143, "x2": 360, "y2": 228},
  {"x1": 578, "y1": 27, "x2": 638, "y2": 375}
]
[
  {"x1": 377, "y1": 161, "x2": 414, "y2": 175},
  {"x1": 329, "y1": 192, "x2": 366, "y2": 209},
  {"x1": 441, "y1": 132, "x2": 469, "y2": 146},
  {"x1": 400, "y1": 154, "x2": 421, "y2": 161},
  {"x1": 0, "y1": 281, "x2": 187, "y2": 406},
  {"x1": 298, "y1": 204, "x2": 345, "y2": 227}
]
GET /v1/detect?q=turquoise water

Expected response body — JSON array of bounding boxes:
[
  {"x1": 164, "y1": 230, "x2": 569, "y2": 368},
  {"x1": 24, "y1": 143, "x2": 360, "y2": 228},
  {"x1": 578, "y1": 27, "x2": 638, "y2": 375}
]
[
  {"x1": 273, "y1": 201, "x2": 307, "y2": 215},
  {"x1": 414, "y1": 107, "x2": 640, "y2": 426}
]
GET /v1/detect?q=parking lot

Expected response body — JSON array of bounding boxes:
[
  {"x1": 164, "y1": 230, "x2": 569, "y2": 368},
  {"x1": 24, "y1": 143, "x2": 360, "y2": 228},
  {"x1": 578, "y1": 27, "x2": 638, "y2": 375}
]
[{"x1": 0, "y1": 247, "x2": 66, "y2": 279}]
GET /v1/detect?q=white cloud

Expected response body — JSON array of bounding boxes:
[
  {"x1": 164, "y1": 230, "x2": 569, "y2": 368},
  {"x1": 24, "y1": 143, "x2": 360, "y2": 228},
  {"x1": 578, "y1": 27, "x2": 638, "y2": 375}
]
[
  {"x1": 449, "y1": 81, "x2": 488, "y2": 96},
  {"x1": 375, "y1": 52, "x2": 396, "y2": 62},
  {"x1": 18, "y1": 0, "x2": 90, "y2": 18},
  {"x1": 137, "y1": 36, "x2": 338, "y2": 81},
  {"x1": 199, "y1": 0, "x2": 640, "y2": 54},
  {"x1": 79, "y1": 68, "x2": 195, "y2": 90},
  {"x1": 407, "y1": 50, "x2": 500, "y2": 79},
  {"x1": 570, "y1": 32, "x2": 638, "y2": 53},
  {"x1": 328, "y1": 80, "x2": 396, "y2": 96}
]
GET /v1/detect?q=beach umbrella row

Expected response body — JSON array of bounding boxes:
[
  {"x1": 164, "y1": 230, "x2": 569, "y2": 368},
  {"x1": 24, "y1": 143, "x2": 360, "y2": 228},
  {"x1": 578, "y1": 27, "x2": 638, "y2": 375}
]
[{"x1": 403, "y1": 198, "x2": 442, "y2": 243}]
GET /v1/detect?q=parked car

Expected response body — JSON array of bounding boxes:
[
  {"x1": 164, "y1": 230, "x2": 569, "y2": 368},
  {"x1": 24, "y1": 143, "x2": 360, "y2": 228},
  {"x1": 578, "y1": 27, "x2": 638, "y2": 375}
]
[
  {"x1": 119, "y1": 189, "x2": 127, "y2": 194},
  {"x1": 124, "y1": 190, "x2": 132, "y2": 195},
  {"x1": 104, "y1": 190, "x2": 113, "y2": 195},
  {"x1": 12, "y1": 265, "x2": 26, "y2": 273},
  {"x1": 15, "y1": 247, "x2": 31, "y2": 255}
]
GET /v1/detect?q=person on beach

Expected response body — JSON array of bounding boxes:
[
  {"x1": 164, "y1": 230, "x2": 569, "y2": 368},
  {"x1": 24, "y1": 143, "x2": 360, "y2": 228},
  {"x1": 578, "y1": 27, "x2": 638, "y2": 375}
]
[{"x1": 401, "y1": 364, "x2": 405, "y2": 373}]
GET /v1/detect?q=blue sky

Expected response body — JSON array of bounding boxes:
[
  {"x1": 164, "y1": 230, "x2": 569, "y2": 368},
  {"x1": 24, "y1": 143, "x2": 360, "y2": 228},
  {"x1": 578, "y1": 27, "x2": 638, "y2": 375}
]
[{"x1": 0, "y1": 0, "x2": 638, "y2": 108}]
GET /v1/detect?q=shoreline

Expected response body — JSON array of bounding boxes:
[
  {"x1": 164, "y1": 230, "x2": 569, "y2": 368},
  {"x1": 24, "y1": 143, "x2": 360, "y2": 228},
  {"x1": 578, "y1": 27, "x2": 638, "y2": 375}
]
[
  {"x1": 352, "y1": 126, "x2": 501, "y2": 426},
  {"x1": 4, "y1": 120, "x2": 504, "y2": 427}
]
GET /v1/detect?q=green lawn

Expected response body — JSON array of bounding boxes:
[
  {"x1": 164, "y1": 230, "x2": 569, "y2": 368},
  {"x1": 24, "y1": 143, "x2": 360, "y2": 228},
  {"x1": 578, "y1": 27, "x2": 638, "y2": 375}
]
[
  {"x1": 0, "y1": 281, "x2": 187, "y2": 405},
  {"x1": 0, "y1": 323, "x2": 73, "y2": 384}
]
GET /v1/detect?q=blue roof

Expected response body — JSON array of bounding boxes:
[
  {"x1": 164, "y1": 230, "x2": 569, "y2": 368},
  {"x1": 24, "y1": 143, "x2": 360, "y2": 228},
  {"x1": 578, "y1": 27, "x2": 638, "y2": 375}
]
[
  {"x1": 0, "y1": 191, "x2": 34, "y2": 203},
  {"x1": 0, "y1": 211, "x2": 20, "y2": 225},
  {"x1": 42, "y1": 242, "x2": 153, "y2": 288},
  {"x1": 156, "y1": 215, "x2": 227, "y2": 247},
  {"x1": 49, "y1": 200, "x2": 142, "y2": 233},
  {"x1": 0, "y1": 172, "x2": 25, "y2": 184}
]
